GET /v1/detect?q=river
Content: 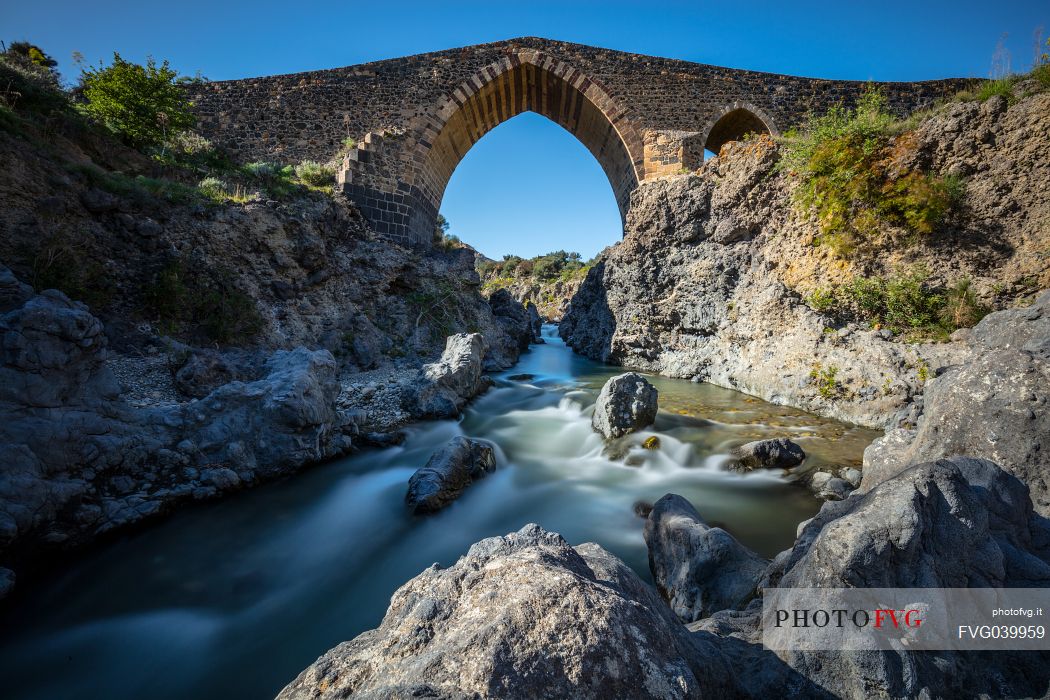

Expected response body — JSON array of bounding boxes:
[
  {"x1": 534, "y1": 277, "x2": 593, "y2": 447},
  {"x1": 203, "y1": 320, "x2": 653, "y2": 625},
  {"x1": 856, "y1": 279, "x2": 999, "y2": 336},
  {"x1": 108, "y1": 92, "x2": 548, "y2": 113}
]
[{"x1": 0, "y1": 325, "x2": 879, "y2": 699}]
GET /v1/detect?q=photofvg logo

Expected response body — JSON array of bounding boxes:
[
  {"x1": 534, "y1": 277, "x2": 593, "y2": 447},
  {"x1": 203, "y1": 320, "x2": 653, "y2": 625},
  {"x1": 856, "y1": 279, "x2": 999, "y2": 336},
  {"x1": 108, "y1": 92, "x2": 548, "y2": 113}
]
[{"x1": 762, "y1": 588, "x2": 1050, "y2": 651}]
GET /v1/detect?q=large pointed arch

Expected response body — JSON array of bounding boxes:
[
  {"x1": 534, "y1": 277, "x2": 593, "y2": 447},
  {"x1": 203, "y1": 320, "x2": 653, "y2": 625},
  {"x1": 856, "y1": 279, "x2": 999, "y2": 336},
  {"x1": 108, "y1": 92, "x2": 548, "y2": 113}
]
[{"x1": 401, "y1": 50, "x2": 646, "y2": 242}]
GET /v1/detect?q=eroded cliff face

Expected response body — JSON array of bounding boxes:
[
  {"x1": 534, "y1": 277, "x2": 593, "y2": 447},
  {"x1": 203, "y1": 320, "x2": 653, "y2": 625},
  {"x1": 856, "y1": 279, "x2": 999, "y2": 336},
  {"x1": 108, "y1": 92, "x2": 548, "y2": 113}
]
[
  {"x1": 561, "y1": 92, "x2": 1050, "y2": 429},
  {"x1": 0, "y1": 125, "x2": 527, "y2": 372}
]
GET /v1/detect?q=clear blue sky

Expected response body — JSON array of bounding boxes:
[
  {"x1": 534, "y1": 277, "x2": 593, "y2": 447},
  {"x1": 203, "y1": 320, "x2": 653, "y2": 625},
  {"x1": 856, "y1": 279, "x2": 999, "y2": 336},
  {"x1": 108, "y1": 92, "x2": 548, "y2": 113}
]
[{"x1": 3, "y1": 1, "x2": 1048, "y2": 259}]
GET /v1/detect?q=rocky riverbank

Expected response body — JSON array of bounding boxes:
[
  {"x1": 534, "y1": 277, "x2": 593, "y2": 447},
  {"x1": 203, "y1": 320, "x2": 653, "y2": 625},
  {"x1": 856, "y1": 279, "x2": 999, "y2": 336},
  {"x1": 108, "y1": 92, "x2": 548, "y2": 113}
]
[
  {"x1": 279, "y1": 294, "x2": 1050, "y2": 699},
  {"x1": 0, "y1": 116, "x2": 538, "y2": 597},
  {"x1": 0, "y1": 259, "x2": 521, "y2": 597},
  {"x1": 561, "y1": 90, "x2": 1049, "y2": 429}
]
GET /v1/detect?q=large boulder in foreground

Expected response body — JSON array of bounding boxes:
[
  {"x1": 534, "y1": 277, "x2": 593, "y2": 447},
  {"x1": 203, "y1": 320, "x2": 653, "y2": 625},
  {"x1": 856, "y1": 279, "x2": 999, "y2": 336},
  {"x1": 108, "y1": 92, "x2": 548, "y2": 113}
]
[
  {"x1": 645, "y1": 494, "x2": 767, "y2": 622},
  {"x1": 862, "y1": 291, "x2": 1050, "y2": 514},
  {"x1": 728, "y1": 456, "x2": 1050, "y2": 700},
  {"x1": 277, "y1": 524, "x2": 732, "y2": 700},
  {"x1": 591, "y1": 372, "x2": 658, "y2": 438},
  {"x1": 772, "y1": 457, "x2": 1050, "y2": 589},
  {"x1": 401, "y1": 333, "x2": 487, "y2": 419},
  {"x1": 405, "y1": 437, "x2": 496, "y2": 514},
  {"x1": 730, "y1": 437, "x2": 806, "y2": 470}
]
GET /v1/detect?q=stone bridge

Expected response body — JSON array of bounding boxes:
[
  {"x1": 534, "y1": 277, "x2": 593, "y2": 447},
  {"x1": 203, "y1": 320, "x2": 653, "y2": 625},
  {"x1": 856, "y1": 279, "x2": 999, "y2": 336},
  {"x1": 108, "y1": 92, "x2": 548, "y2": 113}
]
[{"x1": 189, "y1": 37, "x2": 970, "y2": 247}]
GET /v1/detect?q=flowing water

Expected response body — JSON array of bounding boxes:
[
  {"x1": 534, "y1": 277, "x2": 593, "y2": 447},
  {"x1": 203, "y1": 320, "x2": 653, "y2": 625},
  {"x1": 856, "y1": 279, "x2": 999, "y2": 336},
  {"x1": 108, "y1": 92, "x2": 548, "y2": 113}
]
[{"x1": 0, "y1": 325, "x2": 879, "y2": 699}]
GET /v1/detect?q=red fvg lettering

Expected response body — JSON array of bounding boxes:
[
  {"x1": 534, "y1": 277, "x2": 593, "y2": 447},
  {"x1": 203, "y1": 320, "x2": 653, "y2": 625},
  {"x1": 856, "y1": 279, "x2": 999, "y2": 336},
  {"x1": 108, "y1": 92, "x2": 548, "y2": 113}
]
[{"x1": 874, "y1": 609, "x2": 923, "y2": 628}]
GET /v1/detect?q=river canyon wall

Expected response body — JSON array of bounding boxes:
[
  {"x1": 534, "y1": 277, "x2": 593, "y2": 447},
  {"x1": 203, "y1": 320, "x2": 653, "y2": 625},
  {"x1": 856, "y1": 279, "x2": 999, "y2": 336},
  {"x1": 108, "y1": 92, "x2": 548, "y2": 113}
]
[{"x1": 561, "y1": 90, "x2": 1050, "y2": 429}]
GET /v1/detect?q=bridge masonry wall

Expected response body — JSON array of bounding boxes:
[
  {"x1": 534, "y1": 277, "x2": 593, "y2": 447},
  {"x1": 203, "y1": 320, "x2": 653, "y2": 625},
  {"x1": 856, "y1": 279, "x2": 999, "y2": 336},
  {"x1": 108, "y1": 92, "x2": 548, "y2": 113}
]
[{"x1": 188, "y1": 37, "x2": 973, "y2": 246}]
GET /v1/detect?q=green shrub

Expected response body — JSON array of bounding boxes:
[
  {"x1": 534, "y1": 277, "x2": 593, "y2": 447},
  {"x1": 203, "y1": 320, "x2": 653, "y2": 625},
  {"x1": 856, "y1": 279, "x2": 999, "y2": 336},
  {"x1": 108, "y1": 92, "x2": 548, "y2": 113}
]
[
  {"x1": 294, "y1": 160, "x2": 335, "y2": 187},
  {"x1": 0, "y1": 41, "x2": 68, "y2": 114},
  {"x1": 198, "y1": 176, "x2": 228, "y2": 201},
  {"x1": 809, "y1": 364, "x2": 840, "y2": 398},
  {"x1": 478, "y1": 250, "x2": 589, "y2": 282},
  {"x1": 806, "y1": 287, "x2": 837, "y2": 312},
  {"x1": 809, "y1": 269, "x2": 990, "y2": 341},
  {"x1": 940, "y1": 278, "x2": 989, "y2": 329},
  {"x1": 154, "y1": 130, "x2": 235, "y2": 172},
  {"x1": 79, "y1": 53, "x2": 195, "y2": 149},
  {"x1": 242, "y1": 161, "x2": 298, "y2": 198},
  {"x1": 67, "y1": 162, "x2": 200, "y2": 204},
  {"x1": 975, "y1": 76, "x2": 1019, "y2": 101},
  {"x1": 842, "y1": 268, "x2": 944, "y2": 333},
  {"x1": 780, "y1": 89, "x2": 959, "y2": 256}
]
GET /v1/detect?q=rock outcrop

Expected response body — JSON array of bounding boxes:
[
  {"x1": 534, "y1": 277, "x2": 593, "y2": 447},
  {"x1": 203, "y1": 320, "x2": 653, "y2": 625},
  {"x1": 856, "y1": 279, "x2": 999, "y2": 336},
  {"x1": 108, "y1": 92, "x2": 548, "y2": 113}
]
[
  {"x1": 730, "y1": 437, "x2": 806, "y2": 470},
  {"x1": 477, "y1": 269, "x2": 586, "y2": 322},
  {"x1": 591, "y1": 372, "x2": 659, "y2": 438},
  {"x1": 276, "y1": 524, "x2": 732, "y2": 700},
  {"x1": 485, "y1": 289, "x2": 534, "y2": 369},
  {"x1": 525, "y1": 300, "x2": 543, "y2": 341},
  {"x1": 862, "y1": 291, "x2": 1050, "y2": 515},
  {"x1": 644, "y1": 494, "x2": 767, "y2": 622},
  {"x1": 405, "y1": 437, "x2": 497, "y2": 514},
  {"x1": 401, "y1": 332, "x2": 488, "y2": 419},
  {"x1": 0, "y1": 279, "x2": 356, "y2": 593},
  {"x1": 561, "y1": 92, "x2": 1050, "y2": 429},
  {"x1": 743, "y1": 456, "x2": 1050, "y2": 699}
]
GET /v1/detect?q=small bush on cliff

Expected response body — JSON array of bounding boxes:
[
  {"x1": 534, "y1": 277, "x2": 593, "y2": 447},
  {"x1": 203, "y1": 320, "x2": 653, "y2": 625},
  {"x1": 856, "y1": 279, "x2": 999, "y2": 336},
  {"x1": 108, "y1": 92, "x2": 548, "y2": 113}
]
[
  {"x1": 294, "y1": 160, "x2": 335, "y2": 187},
  {"x1": 780, "y1": 89, "x2": 960, "y2": 257},
  {"x1": 806, "y1": 267, "x2": 989, "y2": 341},
  {"x1": 79, "y1": 53, "x2": 195, "y2": 149},
  {"x1": 0, "y1": 41, "x2": 68, "y2": 115},
  {"x1": 67, "y1": 162, "x2": 200, "y2": 204}
]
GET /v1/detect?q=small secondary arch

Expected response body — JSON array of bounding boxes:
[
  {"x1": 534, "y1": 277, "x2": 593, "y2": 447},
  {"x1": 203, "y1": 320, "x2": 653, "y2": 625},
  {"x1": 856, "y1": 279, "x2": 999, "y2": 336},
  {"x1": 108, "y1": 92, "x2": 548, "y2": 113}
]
[{"x1": 702, "y1": 102, "x2": 779, "y2": 155}]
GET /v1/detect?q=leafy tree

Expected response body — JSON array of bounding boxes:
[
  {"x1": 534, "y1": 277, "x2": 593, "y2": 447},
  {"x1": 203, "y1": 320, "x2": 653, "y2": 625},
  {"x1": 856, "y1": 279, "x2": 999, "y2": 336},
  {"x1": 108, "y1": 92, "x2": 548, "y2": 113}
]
[
  {"x1": 434, "y1": 214, "x2": 450, "y2": 239},
  {"x1": 80, "y1": 53, "x2": 195, "y2": 149}
]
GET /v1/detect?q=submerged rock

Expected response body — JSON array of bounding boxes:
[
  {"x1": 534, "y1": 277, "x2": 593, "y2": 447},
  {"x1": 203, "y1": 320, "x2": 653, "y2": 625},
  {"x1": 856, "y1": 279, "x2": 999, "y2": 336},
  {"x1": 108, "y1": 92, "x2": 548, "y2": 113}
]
[
  {"x1": 276, "y1": 524, "x2": 729, "y2": 700},
  {"x1": 644, "y1": 494, "x2": 767, "y2": 622},
  {"x1": 730, "y1": 437, "x2": 806, "y2": 470},
  {"x1": 401, "y1": 333, "x2": 487, "y2": 419},
  {"x1": 405, "y1": 437, "x2": 496, "y2": 514},
  {"x1": 805, "y1": 471, "x2": 854, "y2": 501},
  {"x1": 591, "y1": 372, "x2": 658, "y2": 438}
]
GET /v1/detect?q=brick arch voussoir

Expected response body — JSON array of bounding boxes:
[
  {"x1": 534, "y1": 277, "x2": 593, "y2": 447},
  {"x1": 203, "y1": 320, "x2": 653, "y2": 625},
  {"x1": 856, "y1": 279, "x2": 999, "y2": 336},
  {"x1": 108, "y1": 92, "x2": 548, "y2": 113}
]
[{"x1": 406, "y1": 50, "x2": 645, "y2": 194}]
